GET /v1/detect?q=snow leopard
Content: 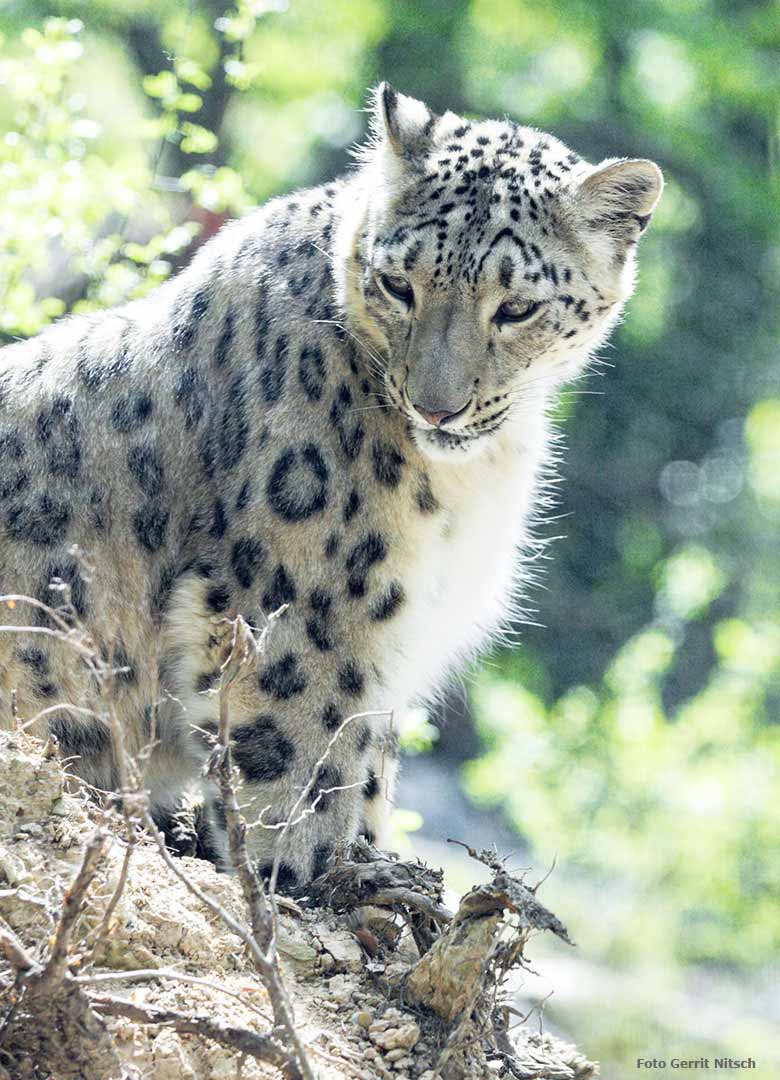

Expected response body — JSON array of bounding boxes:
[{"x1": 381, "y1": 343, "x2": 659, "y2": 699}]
[{"x1": 0, "y1": 84, "x2": 663, "y2": 888}]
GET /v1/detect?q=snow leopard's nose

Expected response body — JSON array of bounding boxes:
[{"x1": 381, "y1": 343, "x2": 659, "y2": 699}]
[{"x1": 410, "y1": 400, "x2": 470, "y2": 427}]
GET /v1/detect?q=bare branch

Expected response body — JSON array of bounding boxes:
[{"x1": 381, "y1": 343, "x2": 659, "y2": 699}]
[
  {"x1": 90, "y1": 995, "x2": 300, "y2": 1079},
  {"x1": 15, "y1": 702, "x2": 107, "y2": 735},
  {"x1": 0, "y1": 598, "x2": 99, "y2": 665},
  {"x1": 369, "y1": 886, "x2": 452, "y2": 923},
  {"x1": 205, "y1": 611, "x2": 318, "y2": 1080},
  {"x1": 37, "y1": 830, "x2": 108, "y2": 991},
  {"x1": 0, "y1": 920, "x2": 35, "y2": 973},
  {"x1": 75, "y1": 968, "x2": 272, "y2": 1024},
  {"x1": 530, "y1": 854, "x2": 558, "y2": 895},
  {"x1": 209, "y1": 616, "x2": 273, "y2": 950},
  {"x1": 86, "y1": 831, "x2": 136, "y2": 965}
]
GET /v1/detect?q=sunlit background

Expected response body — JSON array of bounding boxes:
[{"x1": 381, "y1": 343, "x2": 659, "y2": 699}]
[{"x1": 1, "y1": 1, "x2": 778, "y2": 1075}]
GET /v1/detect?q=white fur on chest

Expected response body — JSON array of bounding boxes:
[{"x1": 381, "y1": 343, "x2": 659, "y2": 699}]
[{"x1": 382, "y1": 422, "x2": 546, "y2": 709}]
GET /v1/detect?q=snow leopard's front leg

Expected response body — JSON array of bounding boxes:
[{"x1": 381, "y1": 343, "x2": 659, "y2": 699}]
[{"x1": 163, "y1": 573, "x2": 398, "y2": 890}]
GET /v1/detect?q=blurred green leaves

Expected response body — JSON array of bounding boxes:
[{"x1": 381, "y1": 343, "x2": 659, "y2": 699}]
[
  {"x1": 656, "y1": 545, "x2": 726, "y2": 621},
  {"x1": 143, "y1": 69, "x2": 202, "y2": 112},
  {"x1": 746, "y1": 400, "x2": 780, "y2": 505},
  {"x1": 0, "y1": 19, "x2": 131, "y2": 332},
  {"x1": 0, "y1": 9, "x2": 261, "y2": 337},
  {"x1": 466, "y1": 538, "x2": 780, "y2": 969}
]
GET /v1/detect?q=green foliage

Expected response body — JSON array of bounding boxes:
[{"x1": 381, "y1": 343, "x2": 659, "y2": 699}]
[
  {"x1": 0, "y1": 10, "x2": 256, "y2": 340},
  {"x1": 467, "y1": 537, "x2": 780, "y2": 969},
  {"x1": 0, "y1": 18, "x2": 172, "y2": 334},
  {"x1": 398, "y1": 707, "x2": 440, "y2": 756}
]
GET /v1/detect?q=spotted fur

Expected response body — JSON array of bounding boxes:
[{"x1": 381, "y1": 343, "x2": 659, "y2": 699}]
[{"x1": 0, "y1": 85, "x2": 662, "y2": 887}]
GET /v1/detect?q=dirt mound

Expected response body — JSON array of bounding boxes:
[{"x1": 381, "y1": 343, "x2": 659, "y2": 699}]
[{"x1": 0, "y1": 731, "x2": 597, "y2": 1079}]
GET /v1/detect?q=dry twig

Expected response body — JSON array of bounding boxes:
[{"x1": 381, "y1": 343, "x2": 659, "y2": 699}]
[
  {"x1": 204, "y1": 612, "x2": 318, "y2": 1080},
  {"x1": 0, "y1": 585, "x2": 595, "y2": 1080},
  {"x1": 91, "y1": 994, "x2": 296, "y2": 1075},
  {"x1": 37, "y1": 830, "x2": 108, "y2": 991},
  {"x1": 0, "y1": 590, "x2": 317, "y2": 1080}
]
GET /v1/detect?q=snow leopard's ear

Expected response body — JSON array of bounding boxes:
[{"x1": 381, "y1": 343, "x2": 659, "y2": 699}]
[
  {"x1": 576, "y1": 158, "x2": 664, "y2": 240},
  {"x1": 372, "y1": 82, "x2": 436, "y2": 160}
]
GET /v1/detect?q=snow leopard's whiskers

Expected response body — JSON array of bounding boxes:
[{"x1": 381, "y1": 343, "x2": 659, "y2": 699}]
[{"x1": 313, "y1": 318, "x2": 386, "y2": 380}]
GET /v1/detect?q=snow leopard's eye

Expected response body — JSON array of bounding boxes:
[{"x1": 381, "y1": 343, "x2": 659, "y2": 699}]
[
  {"x1": 379, "y1": 273, "x2": 414, "y2": 308},
  {"x1": 494, "y1": 300, "x2": 542, "y2": 326}
]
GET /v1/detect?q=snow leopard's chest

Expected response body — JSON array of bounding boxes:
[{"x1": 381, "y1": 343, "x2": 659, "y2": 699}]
[{"x1": 374, "y1": 434, "x2": 544, "y2": 709}]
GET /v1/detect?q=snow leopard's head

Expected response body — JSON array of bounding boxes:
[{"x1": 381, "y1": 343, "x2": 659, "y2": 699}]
[{"x1": 336, "y1": 84, "x2": 663, "y2": 462}]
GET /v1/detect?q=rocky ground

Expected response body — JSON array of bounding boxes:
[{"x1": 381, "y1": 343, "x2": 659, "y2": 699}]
[{"x1": 0, "y1": 730, "x2": 598, "y2": 1079}]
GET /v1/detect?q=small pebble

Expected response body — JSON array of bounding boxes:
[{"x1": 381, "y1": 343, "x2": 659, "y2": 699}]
[
  {"x1": 354, "y1": 1010, "x2": 373, "y2": 1029},
  {"x1": 15, "y1": 823, "x2": 43, "y2": 836},
  {"x1": 326, "y1": 974, "x2": 353, "y2": 1004}
]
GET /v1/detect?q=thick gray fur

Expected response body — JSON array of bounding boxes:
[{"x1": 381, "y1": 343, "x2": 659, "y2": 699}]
[{"x1": 0, "y1": 85, "x2": 662, "y2": 888}]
